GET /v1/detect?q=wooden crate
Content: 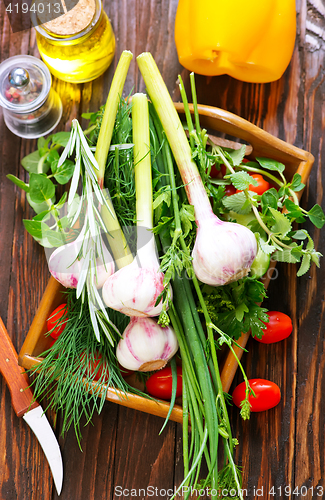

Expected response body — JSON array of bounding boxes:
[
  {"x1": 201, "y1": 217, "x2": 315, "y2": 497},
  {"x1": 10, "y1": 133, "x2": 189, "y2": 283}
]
[{"x1": 18, "y1": 103, "x2": 314, "y2": 423}]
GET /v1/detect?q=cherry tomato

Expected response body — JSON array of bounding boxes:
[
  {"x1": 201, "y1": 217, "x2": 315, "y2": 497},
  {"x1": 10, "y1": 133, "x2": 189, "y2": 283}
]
[
  {"x1": 256, "y1": 311, "x2": 293, "y2": 344},
  {"x1": 46, "y1": 303, "x2": 68, "y2": 339},
  {"x1": 236, "y1": 173, "x2": 271, "y2": 195},
  {"x1": 146, "y1": 366, "x2": 183, "y2": 400},
  {"x1": 209, "y1": 164, "x2": 223, "y2": 178},
  {"x1": 232, "y1": 379, "x2": 281, "y2": 412},
  {"x1": 224, "y1": 184, "x2": 236, "y2": 196},
  {"x1": 81, "y1": 352, "x2": 109, "y2": 382}
]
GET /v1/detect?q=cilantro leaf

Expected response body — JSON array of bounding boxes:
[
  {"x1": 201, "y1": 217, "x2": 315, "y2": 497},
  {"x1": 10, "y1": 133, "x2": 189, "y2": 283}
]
[
  {"x1": 179, "y1": 203, "x2": 196, "y2": 238},
  {"x1": 153, "y1": 187, "x2": 171, "y2": 209},
  {"x1": 200, "y1": 277, "x2": 268, "y2": 340}
]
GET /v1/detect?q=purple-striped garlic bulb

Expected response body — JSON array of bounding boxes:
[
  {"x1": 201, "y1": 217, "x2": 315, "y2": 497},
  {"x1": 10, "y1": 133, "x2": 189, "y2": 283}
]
[
  {"x1": 48, "y1": 232, "x2": 115, "y2": 289},
  {"x1": 116, "y1": 316, "x2": 179, "y2": 372}
]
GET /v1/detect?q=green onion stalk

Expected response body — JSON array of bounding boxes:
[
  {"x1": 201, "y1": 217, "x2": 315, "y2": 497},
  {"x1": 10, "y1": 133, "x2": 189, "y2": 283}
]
[{"x1": 138, "y1": 52, "x2": 245, "y2": 497}]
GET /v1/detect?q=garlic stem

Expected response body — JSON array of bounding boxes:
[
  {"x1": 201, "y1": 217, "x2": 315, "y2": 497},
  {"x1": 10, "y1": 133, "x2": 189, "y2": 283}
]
[
  {"x1": 132, "y1": 93, "x2": 153, "y2": 230},
  {"x1": 137, "y1": 52, "x2": 214, "y2": 223},
  {"x1": 95, "y1": 50, "x2": 133, "y2": 185},
  {"x1": 94, "y1": 50, "x2": 134, "y2": 269},
  {"x1": 102, "y1": 91, "x2": 166, "y2": 316},
  {"x1": 132, "y1": 93, "x2": 157, "y2": 263}
]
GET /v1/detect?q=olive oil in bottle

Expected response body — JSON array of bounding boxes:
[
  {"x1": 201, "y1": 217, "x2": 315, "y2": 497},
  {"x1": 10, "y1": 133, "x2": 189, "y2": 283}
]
[{"x1": 34, "y1": 0, "x2": 115, "y2": 84}]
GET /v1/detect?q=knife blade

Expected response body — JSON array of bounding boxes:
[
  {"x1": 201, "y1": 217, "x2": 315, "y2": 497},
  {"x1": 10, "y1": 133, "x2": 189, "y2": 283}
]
[{"x1": 0, "y1": 315, "x2": 63, "y2": 495}]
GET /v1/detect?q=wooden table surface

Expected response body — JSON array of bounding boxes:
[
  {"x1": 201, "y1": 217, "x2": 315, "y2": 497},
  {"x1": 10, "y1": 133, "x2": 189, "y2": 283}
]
[{"x1": 1, "y1": 1, "x2": 325, "y2": 499}]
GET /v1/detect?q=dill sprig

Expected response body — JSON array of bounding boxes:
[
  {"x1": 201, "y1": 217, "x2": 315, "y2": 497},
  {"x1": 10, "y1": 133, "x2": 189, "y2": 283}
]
[{"x1": 31, "y1": 289, "x2": 148, "y2": 447}]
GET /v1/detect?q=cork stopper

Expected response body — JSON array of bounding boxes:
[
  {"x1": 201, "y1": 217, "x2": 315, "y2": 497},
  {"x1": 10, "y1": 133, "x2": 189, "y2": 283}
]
[{"x1": 39, "y1": 0, "x2": 96, "y2": 36}]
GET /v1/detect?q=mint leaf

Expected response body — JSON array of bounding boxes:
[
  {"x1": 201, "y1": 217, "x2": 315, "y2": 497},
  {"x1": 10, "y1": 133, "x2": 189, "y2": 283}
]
[
  {"x1": 258, "y1": 237, "x2": 277, "y2": 255},
  {"x1": 261, "y1": 188, "x2": 278, "y2": 213},
  {"x1": 23, "y1": 219, "x2": 48, "y2": 239},
  {"x1": 51, "y1": 131, "x2": 71, "y2": 147},
  {"x1": 43, "y1": 229, "x2": 66, "y2": 247},
  {"x1": 229, "y1": 171, "x2": 257, "y2": 191},
  {"x1": 21, "y1": 150, "x2": 50, "y2": 174},
  {"x1": 256, "y1": 157, "x2": 285, "y2": 173},
  {"x1": 52, "y1": 159, "x2": 75, "y2": 185},
  {"x1": 284, "y1": 198, "x2": 305, "y2": 220},
  {"x1": 224, "y1": 145, "x2": 246, "y2": 167},
  {"x1": 29, "y1": 173, "x2": 55, "y2": 204},
  {"x1": 292, "y1": 229, "x2": 308, "y2": 240},
  {"x1": 56, "y1": 192, "x2": 68, "y2": 209},
  {"x1": 7, "y1": 174, "x2": 29, "y2": 192},
  {"x1": 308, "y1": 204, "x2": 325, "y2": 228},
  {"x1": 268, "y1": 207, "x2": 292, "y2": 237},
  {"x1": 290, "y1": 173, "x2": 305, "y2": 192},
  {"x1": 297, "y1": 253, "x2": 311, "y2": 277},
  {"x1": 222, "y1": 192, "x2": 252, "y2": 214},
  {"x1": 272, "y1": 248, "x2": 300, "y2": 263},
  {"x1": 37, "y1": 137, "x2": 47, "y2": 150}
]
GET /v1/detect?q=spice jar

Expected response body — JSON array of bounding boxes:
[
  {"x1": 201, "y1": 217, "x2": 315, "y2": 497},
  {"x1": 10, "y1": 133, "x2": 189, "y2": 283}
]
[
  {"x1": 0, "y1": 55, "x2": 62, "y2": 139},
  {"x1": 33, "y1": 0, "x2": 115, "y2": 83}
]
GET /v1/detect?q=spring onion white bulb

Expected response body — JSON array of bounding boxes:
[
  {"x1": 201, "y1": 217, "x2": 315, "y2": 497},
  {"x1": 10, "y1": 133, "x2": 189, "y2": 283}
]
[{"x1": 116, "y1": 316, "x2": 179, "y2": 372}]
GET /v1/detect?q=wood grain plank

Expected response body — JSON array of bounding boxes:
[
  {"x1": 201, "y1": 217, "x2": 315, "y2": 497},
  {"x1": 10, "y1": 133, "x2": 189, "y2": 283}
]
[
  {"x1": 113, "y1": 407, "x2": 177, "y2": 500},
  {"x1": 1, "y1": 1, "x2": 325, "y2": 499}
]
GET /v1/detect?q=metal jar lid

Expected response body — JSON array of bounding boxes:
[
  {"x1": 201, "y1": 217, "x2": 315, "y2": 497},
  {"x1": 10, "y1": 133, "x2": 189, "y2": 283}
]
[{"x1": 0, "y1": 55, "x2": 51, "y2": 114}]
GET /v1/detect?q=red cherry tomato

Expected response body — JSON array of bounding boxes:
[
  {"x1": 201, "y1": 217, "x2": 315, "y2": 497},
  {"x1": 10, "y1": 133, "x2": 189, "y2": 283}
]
[
  {"x1": 224, "y1": 184, "x2": 236, "y2": 196},
  {"x1": 232, "y1": 379, "x2": 281, "y2": 412},
  {"x1": 236, "y1": 173, "x2": 271, "y2": 195},
  {"x1": 46, "y1": 303, "x2": 68, "y2": 339},
  {"x1": 209, "y1": 164, "x2": 223, "y2": 179},
  {"x1": 220, "y1": 163, "x2": 227, "y2": 177},
  {"x1": 81, "y1": 352, "x2": 109, "y2": 382},
  {"x1": 146, "y1": 366, "x2": 183, "y2": 400},
  {"x1": 256, "y1": 311, "x2": 293, "y2": 344}
]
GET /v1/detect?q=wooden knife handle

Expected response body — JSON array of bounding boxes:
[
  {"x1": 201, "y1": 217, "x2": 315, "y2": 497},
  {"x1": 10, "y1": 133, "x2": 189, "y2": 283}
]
[{"x1": 0, "y1": 316, "x2": 39, "y2": 417}]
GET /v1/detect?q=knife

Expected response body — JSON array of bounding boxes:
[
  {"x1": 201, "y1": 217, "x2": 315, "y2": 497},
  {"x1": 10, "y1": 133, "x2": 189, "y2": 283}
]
[{"x1": 0, "y1": 315, "x2": 63, "y2": 495}]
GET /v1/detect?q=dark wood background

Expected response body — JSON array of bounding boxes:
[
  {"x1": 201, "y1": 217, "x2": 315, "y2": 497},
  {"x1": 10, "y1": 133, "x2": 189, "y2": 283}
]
[{"x1": 1, "y1": 1, "x2": 325, "y2": 499}]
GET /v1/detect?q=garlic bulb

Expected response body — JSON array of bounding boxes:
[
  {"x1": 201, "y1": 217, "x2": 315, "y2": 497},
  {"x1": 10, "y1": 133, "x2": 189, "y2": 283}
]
[
  {"x1": 192, "y1": 213, "x2": 257, "y2": 286},
  {"x1": 116, "y1": 316, "x2": 179, "y2": 372},
  {"x1": 102, "y1": 93, "x2": 168, "y2": 317},
  {"x1": 135, "y1": 55, "x2": 257, "y2": 287},
  {"x1": 102, "y1": 238, "x2": 166, "y2": 316},
  {"x1": 48, "y1": 233, "x2": 115, "y2": 289}
]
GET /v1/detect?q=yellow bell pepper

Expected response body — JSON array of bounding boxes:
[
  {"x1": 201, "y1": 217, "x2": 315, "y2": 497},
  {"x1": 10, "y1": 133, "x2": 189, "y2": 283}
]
[{"x1": 174, "y1": 0, "x2": 296, "y2": 83}]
